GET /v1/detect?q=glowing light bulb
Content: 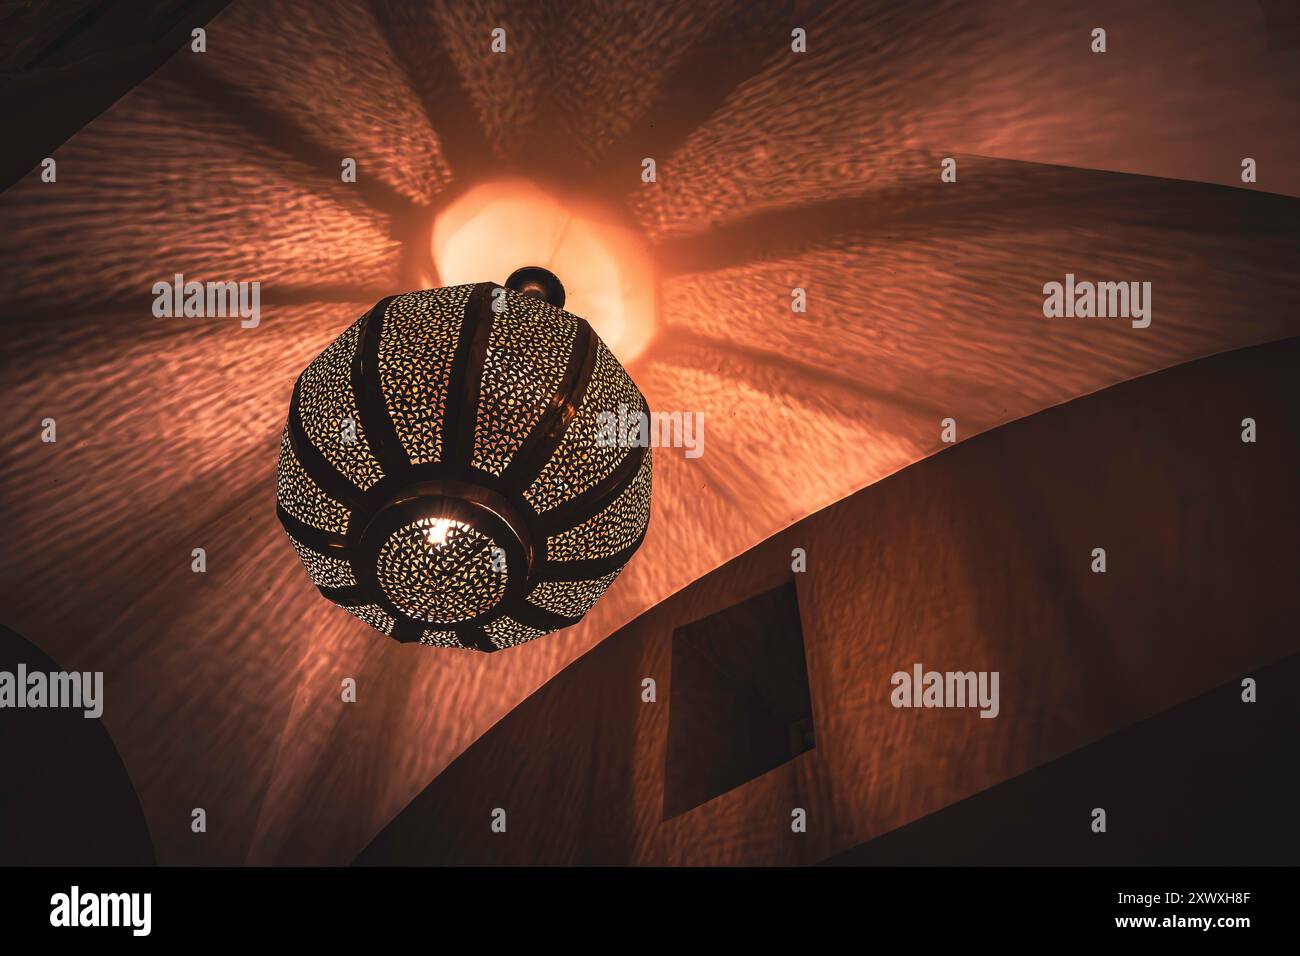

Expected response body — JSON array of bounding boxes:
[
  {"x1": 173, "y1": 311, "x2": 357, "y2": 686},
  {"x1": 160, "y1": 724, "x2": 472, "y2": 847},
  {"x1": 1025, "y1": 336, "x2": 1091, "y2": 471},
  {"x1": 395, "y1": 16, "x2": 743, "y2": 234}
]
[
  {"x1": 424, "y1": 517, "x2": 454, "y2": 547},
  {"x1": 430, "y1": 179, "x2": 656, "y2": 363}
]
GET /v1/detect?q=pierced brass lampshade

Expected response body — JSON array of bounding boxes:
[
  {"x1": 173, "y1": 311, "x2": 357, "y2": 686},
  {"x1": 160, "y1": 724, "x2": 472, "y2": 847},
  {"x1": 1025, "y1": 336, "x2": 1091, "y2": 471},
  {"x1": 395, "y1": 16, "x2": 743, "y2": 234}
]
[{"x1": 275, "y1": 272, "x2": 652, "y2": 651}]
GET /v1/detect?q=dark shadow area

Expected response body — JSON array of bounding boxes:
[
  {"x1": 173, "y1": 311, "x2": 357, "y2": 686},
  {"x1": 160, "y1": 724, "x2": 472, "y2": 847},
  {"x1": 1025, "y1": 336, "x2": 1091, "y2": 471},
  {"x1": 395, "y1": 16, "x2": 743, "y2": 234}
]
[
  {"x1": 664, "y1": 581, "x2": 814, "y2": 819},
  {"x1": 0, "y1": 0, "x2": 232, "y2": 192},
  {"x1": 1258, "y1": 0, "x2": 1300, "y2": 50},
  {"x1": 0, "y1": 623, "x2": 155, "y2": 866},
  {"x1": 825, "y1": 650, "x2": 1300, "y2": 866}
]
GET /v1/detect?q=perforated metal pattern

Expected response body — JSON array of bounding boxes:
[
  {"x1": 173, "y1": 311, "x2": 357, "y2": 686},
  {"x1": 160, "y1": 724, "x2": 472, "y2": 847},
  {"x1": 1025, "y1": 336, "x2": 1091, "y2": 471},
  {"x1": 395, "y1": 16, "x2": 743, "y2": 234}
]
[
  {"x1": 546, "y1": 449, "x2": 652, "y2": 561},
  {"x1": 375, "y1": 516, "x2": 507, "y2": 624},
  {"x1": 280, "y1": 282, "x2": 653, "y2": 650},
  {"x1": 526, "y1": 569, "x2": 622, "y2": 620},
  {"x1": 471, "y1": 293, "x2": 580, "y2": 476},
  {"x1": 484, "y1": 616, "x2": 549, "y2": 650},
  {"x1": 347, "y1": 604, "x2": 395, "y2": 635},
  {"x1": 296, "y1": 318, "x2": 384, "y2": 490},
  {"x1": 286, "y1": 534, "x2": 356, "y2": 589},
  {"x1": 419, "y1": 630, "x2": 464, "y2": 648},
  {"x1": 524, "y1": 340, "x2": 644, "y2": 513},
  {"x1": 378, "y1": 286, "x2": 472, "y2": 465},
  {"x1": 276, "y1": 426, "x2": 350, "y2": 533}
]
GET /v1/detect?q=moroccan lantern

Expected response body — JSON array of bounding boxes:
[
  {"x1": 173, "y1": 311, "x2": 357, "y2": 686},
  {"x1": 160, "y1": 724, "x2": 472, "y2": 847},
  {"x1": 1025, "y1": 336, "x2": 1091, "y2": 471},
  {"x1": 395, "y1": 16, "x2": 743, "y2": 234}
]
[{"x1": 275, "y1": 269, "x2": 652, "y2": 651}]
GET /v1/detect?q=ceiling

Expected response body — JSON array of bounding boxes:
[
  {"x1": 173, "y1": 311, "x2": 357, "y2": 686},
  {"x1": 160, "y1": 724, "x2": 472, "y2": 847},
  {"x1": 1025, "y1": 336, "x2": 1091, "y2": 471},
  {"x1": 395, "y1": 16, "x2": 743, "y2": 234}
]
[{"x1": 1, "y1": 0, "x2": 1298, "y2": 863}]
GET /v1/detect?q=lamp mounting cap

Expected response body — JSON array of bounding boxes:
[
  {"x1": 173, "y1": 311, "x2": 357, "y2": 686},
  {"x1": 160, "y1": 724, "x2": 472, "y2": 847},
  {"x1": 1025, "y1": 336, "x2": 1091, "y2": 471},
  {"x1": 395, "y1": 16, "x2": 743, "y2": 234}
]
[{"x1": 505, "y1": 266, "x2": 565, "y2": 309}]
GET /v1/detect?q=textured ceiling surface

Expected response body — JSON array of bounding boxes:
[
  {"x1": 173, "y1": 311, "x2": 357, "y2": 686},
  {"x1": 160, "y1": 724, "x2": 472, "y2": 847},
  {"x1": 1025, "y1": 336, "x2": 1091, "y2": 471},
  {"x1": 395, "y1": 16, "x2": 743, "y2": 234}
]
[
  {"x1": 354, "y1": 338, "x2": 1300, "y2": 866},
  {"x1": 1, "y1": 0, "x2": 1298, "y2": 864}
]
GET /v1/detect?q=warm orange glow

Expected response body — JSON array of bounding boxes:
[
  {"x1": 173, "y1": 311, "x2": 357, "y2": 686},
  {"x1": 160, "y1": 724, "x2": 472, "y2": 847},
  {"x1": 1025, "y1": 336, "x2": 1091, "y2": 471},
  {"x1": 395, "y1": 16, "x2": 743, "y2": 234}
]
[
  {"x1": 431, "y1": 179, "x2": 657, "y2": 363},
  {"x1": 6, "y1": 0, "x2": 1298, "y2": 871}
]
